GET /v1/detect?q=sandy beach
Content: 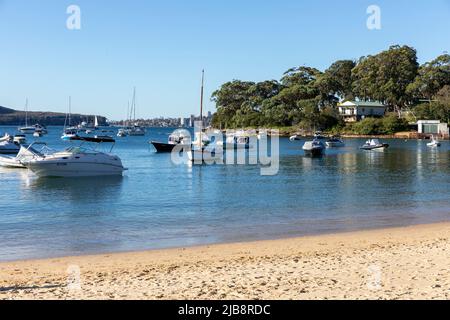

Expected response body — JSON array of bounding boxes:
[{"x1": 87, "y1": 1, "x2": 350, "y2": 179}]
[{"x1": 1, "y1": 222, "x2": 449, "y2": 300}]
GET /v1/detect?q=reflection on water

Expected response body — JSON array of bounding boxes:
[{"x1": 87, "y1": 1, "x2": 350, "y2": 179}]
[
  {"x1": 0, "y1": 126, "x2": 449, "y2": 261},
  {"x1": 27, "y1": 176, "x2": 124, "y2": 203}
]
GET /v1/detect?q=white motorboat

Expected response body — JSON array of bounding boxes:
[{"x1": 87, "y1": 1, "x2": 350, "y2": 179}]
[
  {"x1": 13, "y1": 135, "x2": 27, "y2": 145},
  {"x1": 117, "y1": 128, "x2": 127, "y2": 137},
  {"x1": 302, "y1": 139, "x2": 326, "y2": 157},
  {"x1": 0, "y1": 135, "x2": 20, "y2": 154},
  {"x1": 128, "y1": 124, "x2": 146, "y2": 136},
  {"x1": 22, "y1": 136, "x2": 126, "y2": 177},
  {"x1": 0, "y1": 143, "x2": 48, "y2": 168},
  {"x1": 326, "y1": 136, "x2": 345, "y2": 148},
  {"x1": 0, "y1": 133, "x2": 12, "y2": 143},
  {"x1": 217, "y1": 131, "x2": 251, "y2": 149},
  {"x1": 427, "y1": 135, "x2": 441, "y2": 147},
  {"x1": 289, "y1": 134, "x2": 301, "y2": 141},
  {"x1": 360, "y1": 139, "x2": 389, "y2": 151},
  {"x1": 61, "y1": 128, "x2": 79, "y2": 141}
]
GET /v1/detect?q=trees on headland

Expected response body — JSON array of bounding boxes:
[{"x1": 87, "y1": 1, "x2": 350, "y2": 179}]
[{"x1": 211, "y1": 45, "x2": 450, "y2": 133}]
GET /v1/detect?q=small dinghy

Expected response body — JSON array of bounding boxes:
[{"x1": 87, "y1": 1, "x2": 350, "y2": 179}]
[
  {"x1": 360, "y1": 139, "x2": 389, "y2": 151},
  {"x1": 427, "y1": 135, "x2": 441, "y2": 147}
]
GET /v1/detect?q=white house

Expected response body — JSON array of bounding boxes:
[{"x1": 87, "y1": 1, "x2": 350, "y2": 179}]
[{"x1": 338, "y1": 101, "x2": 387, "y2": 122}]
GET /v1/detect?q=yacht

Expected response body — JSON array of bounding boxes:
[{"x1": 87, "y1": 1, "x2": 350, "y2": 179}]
[
  {"x1": 360, "y1": 139, "x2": 389, "y2": 151},
  {"x1": 427, "y1": 135, "x2": 441, "y2": 147},
  {"x1": 22, "y1": 136, "x2": 126, "y2": 177},
  {"x1": 326, "y1": 136, "x2": 345, "y2": 148},
  {"x1": 18, "y1": 99, "x2": 37, "y2": 134},
  {"x1": 126, "y1": 88, "x2": 146, "y2": 136},
  {"x1": 302, "y1": 139, "x2": 325, "y2": 157},
  {"x1": 151, "y1": 130, "x2": 191, "y2": 153},
  {"x1": 0, "y1": 135, "x2": 20, "y2": 154}
]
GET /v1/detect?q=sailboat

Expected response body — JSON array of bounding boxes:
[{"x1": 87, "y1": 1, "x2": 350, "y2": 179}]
[
  {"x1": 127, "y1": 87, "x2": 146, "y2": 136},
  {"x1": 61, "y1": 97, "x2": 80, "y2": 141},
  {"x1": 188, "y1": 70, "x2": 222, "y2": 163},
  {"x1": 19, "y1": 99, "x2": 37, "y2": 134}
]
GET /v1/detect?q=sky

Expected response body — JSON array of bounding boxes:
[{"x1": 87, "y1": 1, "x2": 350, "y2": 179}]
[{"x1": 0, "y1": 0, "x2": 449, "y2": 120}]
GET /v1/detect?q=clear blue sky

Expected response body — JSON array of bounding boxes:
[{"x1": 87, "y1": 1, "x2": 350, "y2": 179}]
[{"x1": 1, "y1": 0, "x2": 449, "y2": 120}]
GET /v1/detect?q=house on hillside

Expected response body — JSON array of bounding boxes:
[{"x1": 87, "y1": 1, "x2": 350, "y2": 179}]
[{"x1": 338, "y1": 101, "x2": 387, "y2": 122}]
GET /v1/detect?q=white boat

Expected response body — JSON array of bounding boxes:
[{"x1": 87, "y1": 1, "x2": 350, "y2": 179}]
[
  {"x1": 117, "y1": 128, "x2": 128, "y2": 137},
  {"x1": 427, "y1": 135, "x2": 441, "y2": 147},
  {"x1": 0, "y1": 135, "x2": 20, "y2": 154},
  {"x1": 289, "y1": 134, "x2": 301, "y2": 141},
  {"x1": 0, "y1": 133, "x2": 12, "y2": 143},
  {"x1": 360, "y1": 139, "x2": 389, "y2": 151},
  {"x1": 217, "y1": 131, "x2": 251, "y2": 149},
  {"x1": 18, "y1": 98, "x2": 36, "y2": 134},
  {"x1": 61, "y1": 128, "x2": 79, "y2": 141},
  {"x1": 326, "y1": 136, "x2": 345, "y2": 148},
  {"x1": 22, "y1": 137, "x2": 126, "y2": 178},
  {"x1": 13, "y1": 135, "x2": 27, "y2": 145},
  {"x1": 126, "y1": 88, "x2": 146, "y2": 136},
  {"x1": 0, "y1": 143, "x2": 48, "y2": 168},
  {"x1": 128, "y1": 124, "x2": 146, "y2": 136},
  {"x1": 302, "y1": 139, "x2": 325, "y2": 157}
]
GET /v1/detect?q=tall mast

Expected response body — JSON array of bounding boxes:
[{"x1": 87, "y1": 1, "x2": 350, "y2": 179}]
[
  {"x1": 200, "y1": 70, "x2": 204, "y2": 126},
  {"x1": 133, "y1": 87, "x2": 136, "y2": 122},
  {"x1": 25, "y1": 98, "x2": 29, "y2": 127},
  {"x1": 68, "y1": 96, "x2": 72, "y2": 127}
]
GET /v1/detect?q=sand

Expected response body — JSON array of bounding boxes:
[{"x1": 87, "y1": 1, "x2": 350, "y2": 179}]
[{"x1": 1, "y1": 222, "x2": 450, "y2": 300}]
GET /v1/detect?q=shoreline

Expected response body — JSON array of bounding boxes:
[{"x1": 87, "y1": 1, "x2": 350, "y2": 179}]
[{"x1": 1, "y1": 221, "x2": 450, "y2": 299}]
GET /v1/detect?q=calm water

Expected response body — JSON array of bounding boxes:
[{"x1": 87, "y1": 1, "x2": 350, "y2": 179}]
[{"x1": 0, "y1": 126, "x2": 449, "y2": 261}]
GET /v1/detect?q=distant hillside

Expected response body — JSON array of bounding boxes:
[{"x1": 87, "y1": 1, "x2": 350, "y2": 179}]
[{"x1": 0, "y1": 105, "x2": 107, "y2": 126}]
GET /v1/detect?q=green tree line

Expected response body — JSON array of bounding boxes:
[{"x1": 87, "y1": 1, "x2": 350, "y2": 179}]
[{"x1": 211, "y1": 45, "x2": 450, "y2": 133}]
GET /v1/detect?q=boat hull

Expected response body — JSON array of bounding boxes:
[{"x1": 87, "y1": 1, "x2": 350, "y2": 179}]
[
  {"x1": 303, "y1": 148, "x2": 325, "y2": 157},
  {"x1": 0, "y1": 155, "x2": 26, "y2": 168},
  {"x1": 360, "y1": 144, "x2": 389, "y2": 151},
  {"x1": 151, "y1": 141, "x2": 177, "y2": 153},
  {"x1": 26, "y1": 161, "x2": 125, "y2": 177}
]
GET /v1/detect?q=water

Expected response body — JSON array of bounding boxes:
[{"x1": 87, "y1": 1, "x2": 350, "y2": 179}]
[{"x1": 0, "y1": 126, "x2": 449, "y2": 261}]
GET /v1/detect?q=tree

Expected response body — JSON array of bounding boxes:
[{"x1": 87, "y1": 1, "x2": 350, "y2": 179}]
[
  {"x1": 352, "y1": 45, "x2": 419, "y2": 113},
  {"x1": 211, "y1": 80, "x2": 255, "y2": 127},
  {"x1": 316, "y1": 60, "x2": 356, "y2": 102},
  {"x1": 406, "y1": 54, "x2": 450, "y2": 101}
]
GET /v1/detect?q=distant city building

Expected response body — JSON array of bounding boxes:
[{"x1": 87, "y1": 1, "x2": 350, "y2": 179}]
[
  {"x1": 338, "y1": 101, "x2": 386, "y2": 122},
  {"x1": 109, "y1": 112, "x2": 214, "y2": 128}
]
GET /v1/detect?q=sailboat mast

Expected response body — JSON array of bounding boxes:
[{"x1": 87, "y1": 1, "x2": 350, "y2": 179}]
[
  {"x1": 133, "y1": 87, "x2": 136, "y2": 122},
  {"x1": 68, "y1": 96, "x2": 72, "y2": 127},
  {"x1": 25, "y1": 98, "x2": 29, "y2": 127},
  {"x1": 200, "y1": 70, "x2": 204, "y2": 125}
]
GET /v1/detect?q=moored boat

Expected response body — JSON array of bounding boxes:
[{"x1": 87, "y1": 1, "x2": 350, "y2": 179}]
[
  {"x1": 427, "y1": 135, "x2": 441, "y2": 147},
  {"x1": 360, "y1": 139, "x2": 389, "y2": 151},
  {"x1": 151, "y1": 130, "x2": 191, "y2": 153},
  {"x1": 326, "y1": 136, "x2": 345, "y2": 148},
  {"x1": 22, "y1": 136, "x2": 126, "y2": 177},
  {"x1": 302, "y1": 139, "x2": 325, "y2": 157}
]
